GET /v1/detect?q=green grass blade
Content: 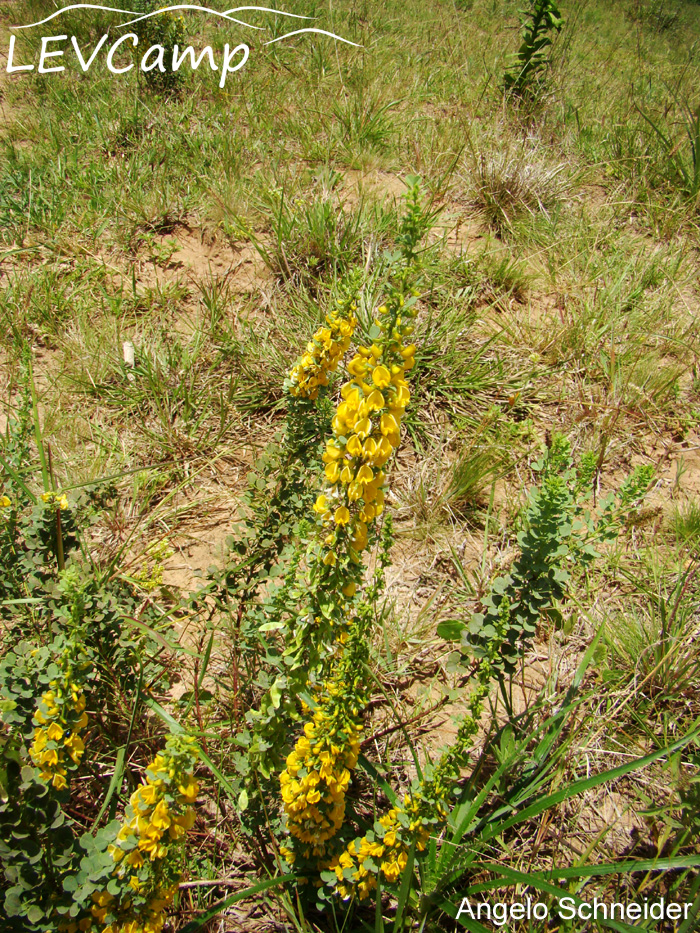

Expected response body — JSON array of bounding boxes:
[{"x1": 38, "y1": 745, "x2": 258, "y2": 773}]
[
  {"x1": 179, "y1": 874, "x2": 295, "y2": 932},
  {"x1": 392, "y1": 841, "x2": 415, "y2": 932},
  {"x1": 478, "y1": 726, "x2": 700, "y2": 845}
]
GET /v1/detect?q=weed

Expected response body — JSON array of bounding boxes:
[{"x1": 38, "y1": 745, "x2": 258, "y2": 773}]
[
  {"x1": 134, "y1": 0, "x2": 187, "y2": 95},
  {"x1": 504, "y1": 0, "x2": 565, "y2": 99}
]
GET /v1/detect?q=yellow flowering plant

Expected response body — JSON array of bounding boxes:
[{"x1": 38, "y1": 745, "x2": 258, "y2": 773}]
[
  {"x1": 91, "y1": 735, "x2": 200, "y2": 933},
  {"x1": 239, "y1": 181, "x2": 432, "y2": 814},
  {"x1": 320, "y1": 611, "x2": 502, "y2": 904},
  {"x1": 277, "y1": 521, "x2": 391, "y2": 891},
  {"x1": 245, "y1": 179, "x2": 663, "y2": 924},
  {"x1": 0, "y1": 408, "x2": 199, "y2": 933},
  {"x1": 0, "y1": 633, "x2": 94, "y2": 932},
  {"x1": 29, "y1": 669, "x2": 88, "y2": 792},
  {"x1": 278, "y1": 602, "x2": 374, "y2": 873}
]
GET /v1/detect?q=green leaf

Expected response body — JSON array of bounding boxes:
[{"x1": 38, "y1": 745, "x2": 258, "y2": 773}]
[
  {"x1": 437, "y1": 619, "x2": 465, "y2": 641},
  {"x1": 91, "y1": 746, "x2": 126, "y2": 830},
  {"x1": 179, "y1": 875, "x2": 294, "y2": 932},
  {"x1": 269, "y1": 679, "x2": 283, "y2": 709},
  {"x1": 480, "y1": 727, "x2": 700, "y2": 845}
]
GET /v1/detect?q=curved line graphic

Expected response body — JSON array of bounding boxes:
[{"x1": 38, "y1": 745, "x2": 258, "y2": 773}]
[
  {"x1": 12, "y1": 4, "x2": 139, "y2": 29},
  {"x1": 264, "y1": 27, "x2": 361, "y2": 46},
  {"x1": 12, "y1": 3, "x2": 361, "y2": 47},
  {"x1": 12, "y1": 2, "x2": 310, "y2": 30},
  {"x1": 222, "y1": 6, "x2": 310, "y2": 17},
  {"x1": 117, "y1": 5, "x2": 260, "y2": 29}
]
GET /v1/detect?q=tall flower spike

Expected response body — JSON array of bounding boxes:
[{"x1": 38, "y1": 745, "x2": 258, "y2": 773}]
[
  {"x1": 280, "y1": 186, "x2": 426, "y2": 882},
  {"x1": 279, "y1": 622, "x2": 367, "y2": 873},
  {"x1": 30, "y1": 648, "x2": 89, "y2": 792},
  {"x1": 97, "y1": 735, "x2": 200, "y2": 933}
]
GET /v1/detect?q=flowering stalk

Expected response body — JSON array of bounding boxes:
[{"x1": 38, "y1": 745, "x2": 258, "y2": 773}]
[
  {"x1": 279, "y1": 621, "x2": 368, "y2": 873},
  {"x1": 240, "y1": 180, "x2": 430, "y2": 870},
  {"x1": 278, "y1": 186, "x2": 428, "y2": 881},
  {"x1": 332, "y1": 692, "x2": 485, "y2": 901},
  {"x1": 314, "y1": 293, "x2": 416, "y2": 561},
  {"x1": 279, "y1": 267, "x2": 420, "y2": 683},
  {"x1": 93, "y1": 735, "x2": 199, "y2": 933},
  {"x1": 30, "y1": 650, "x2": 88, "y2": 792},
  {"x1": 329, "y1": 598, "x2": 510, "y2": 901}
]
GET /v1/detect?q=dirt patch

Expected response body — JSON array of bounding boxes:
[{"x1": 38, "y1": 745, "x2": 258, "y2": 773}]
[
  {"x1": 145, "y1": 227, "x2": 272, "y2": 295},
  {"x1": 163, "y1": 516, "x2": 235, "y2": 595},
  {"x1": 341, "y1": 169, "x2": 409, "y2": 207}
]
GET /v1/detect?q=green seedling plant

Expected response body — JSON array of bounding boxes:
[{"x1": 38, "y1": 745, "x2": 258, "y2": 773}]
[{"x1": 504, "y1": 0, "x2": 565, "y2": 98}]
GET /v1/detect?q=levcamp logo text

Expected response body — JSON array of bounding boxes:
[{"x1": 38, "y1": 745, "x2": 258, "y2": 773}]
[{"x1": 5, "y1": 4, "x2": 360, "y2": 87}]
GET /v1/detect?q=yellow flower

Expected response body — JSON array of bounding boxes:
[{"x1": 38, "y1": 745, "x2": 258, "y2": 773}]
[
  {"x1": 347, "y1": 481, "x2": 363, "y2": 502},
  {"x1": 133, "y1": 783, "x2": 159, "y2": 809},
  {"x1": 347, "y1": 357, "x2": 366, "y2": 377},
  {"x1": 52, "y1": 770, "x2": 68, "y2": 791},
  {"x1": 372, "y1": 365, "x2": 391, "y2": 388},
  {"x1": 151, "y1": 799, "x2": 172, "y2": 830},
  {"x1": 175, "y1": 807, "x2": 196, "y2": 830},
  {"x1": 355, "y1": 418, "x2": 371, "y2": 438},
  {"x1": 346, "y1": 435, "x2": 363, "y2": 458},
  {"x1": 64, "y1": 732, "x2": 85, "y2": 763},
  {"x1": 40, "y1": 747, "x2": 59, "y2": 767},
  {"x1": 380, "y1": 413, "x2": 399, "y2": 437},
  {"x1": 334, "y1": 506, "x2": 350, "y2": 526},
  {"x1": 323, "y1": 443, "x2": 343, "y2": 461},
  {"x1": 355, "y1": 464, "x2": 374, "y2": 485},
  {"x1": 366, "y1": 389, "x2": 385, "y2": 410},
  {"x1": 125, "y1": 849, "x2": 145, "y2": 868},
  {"x1": 351, "y1": 522, "x2": 368, "y2": 551},
  {"x1": 46, "y1": 721, "x2": 64, "y2": 742},
  {"x1": 177, "y1": 778, "x2": 199, "y2": 803},
  {"x1": 0, "y1": 495, "x2": 10, "y2": 507},
  {"x1": 382, "y1": 860, "x2": 401, "y2": 883},
  {"x1": 325, "y1": 461, "x2": 341, "y2": 484},
  {"x1": 92, "y1": 891, "x2": 113, "y2": 908}
]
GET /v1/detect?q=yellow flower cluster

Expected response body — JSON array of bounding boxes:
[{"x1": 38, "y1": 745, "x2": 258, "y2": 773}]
[
  {"x1": 41, "y1": 490, "x2": 70, "y2": 510},
  {"x1": 93, "y1": 735, "x2": 199, "y2": 933},
  {"x1": 30, "y1": 678, "x2": 87, "y2": 791},
  {"x1": 280, "y1": 680, "x2": 362, "y2": 864},
  {"x1": 87, "y1": 886, "x2": 179, "y2": 933},
  {"x1": 313, "y1": 302, "x2": 417, "y2": 569},
  {"x1": 332, "y1": 794, "x2": 432, "y2": 901},
  {"x1": 288, "y1": 300, "x2": 358, "y2": 400},
  {"x1": 331, "y1": 698, "x2": 485, "y2": 901}
]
